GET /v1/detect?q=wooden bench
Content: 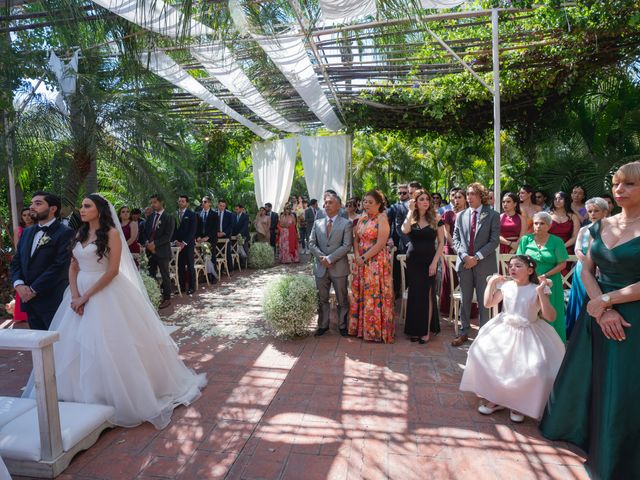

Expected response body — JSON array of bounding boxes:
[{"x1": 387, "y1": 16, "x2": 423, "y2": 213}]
[{"x1": 0, "y1": 330, "x2": 114, "y2": 478}]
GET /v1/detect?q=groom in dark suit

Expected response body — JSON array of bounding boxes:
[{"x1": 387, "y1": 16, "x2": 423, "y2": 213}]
[
  {"x1": 145, "y1": 193, "x2": 175, "y2": 309},
  {"x1": 10, "y1": 191, "x2": 74, "y2": 330},
  {"x1": 173, "y1": 195, "x2": 197, "y2": 295}
]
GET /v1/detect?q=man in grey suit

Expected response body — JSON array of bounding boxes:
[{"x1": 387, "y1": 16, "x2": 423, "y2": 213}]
[
  {"x1": 309, "y1": 192, "x2": 353, "y2": 337},
  {"x1": 452, "y1": 182, "x2": 500, "y2": 346}
]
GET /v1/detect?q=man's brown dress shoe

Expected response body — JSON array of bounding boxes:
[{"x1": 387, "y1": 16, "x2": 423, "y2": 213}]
[
  {"x1": 451, "y1": 334, "x2": 468, "y2": 347},
  {"x1": 159, "y1": 299, "x2": 171, "y2": 309}
]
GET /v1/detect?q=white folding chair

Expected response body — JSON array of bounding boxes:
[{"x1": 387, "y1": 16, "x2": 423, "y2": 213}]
[
  {"x1": 194, "y1": 243, "x2": 210, "y2": 289},
  {"x1": 216, "y1": 239, "x2": 231, "y2": 279},
  {"x1": 230, "y1": 236, "x2": 242, "y2": 272},
  {"x1": 445, "y1": 254, "x2": 480, "y2": 336},
  {"x1": 169, "y1": 246, "x2": 182, "y2": 297}
]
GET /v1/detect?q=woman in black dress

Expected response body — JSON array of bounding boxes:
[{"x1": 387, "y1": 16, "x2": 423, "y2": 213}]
[{"x1": 401, "y1": 189, "x2": 446, "y2": 343}]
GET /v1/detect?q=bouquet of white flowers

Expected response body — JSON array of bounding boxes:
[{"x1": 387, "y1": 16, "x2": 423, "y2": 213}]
[
  {"x1": 263, "y1": 275, "x2": 317, "y2": 338},
  {"x1": 248, "y1": 243, "x2": 275, "y2": 269}
]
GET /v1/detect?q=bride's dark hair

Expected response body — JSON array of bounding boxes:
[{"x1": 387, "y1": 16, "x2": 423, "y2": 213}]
[{"x1": 73, "y1": 194, "x2": 116, "y2": 262}]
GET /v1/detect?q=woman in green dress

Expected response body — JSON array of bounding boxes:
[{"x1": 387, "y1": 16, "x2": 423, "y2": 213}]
[
  {"x1": 516, "y1": 211, "x2": 568, "y2": 341},
  {"x1": 540, "y1": 161, "x2": 640, "y2": 479}
]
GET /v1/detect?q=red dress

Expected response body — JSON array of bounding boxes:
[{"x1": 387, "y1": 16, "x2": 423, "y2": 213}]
[
  {"x1": 13, "y1": 226, "x2": 28, "y2": 322},
  {"x1": 277, "y1": 217, "x2": 299, "y2": 263},
  {"x1": 500, "y1": 213, "x2": 522, "y2": 254},
  {"x1": 549, "y1": 218, "x2": 574, "y2": 254},
  {"x1": 122, "y1": 222, "x2": 140, "y2": 254}
]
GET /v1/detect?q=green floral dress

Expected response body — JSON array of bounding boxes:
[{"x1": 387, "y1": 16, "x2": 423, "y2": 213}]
[{"x1": 516, "y1": 233, "x2": 568, "y2": 342}]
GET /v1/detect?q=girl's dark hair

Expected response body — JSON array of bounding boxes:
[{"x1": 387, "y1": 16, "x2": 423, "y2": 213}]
[
  {"x1": 364, "y1": 189, "x2": 385, "y2": 213},
  {"x1": 550, "y1": 191, "x2": 572, "y2": 214},
  {"x1": 73, "y1": 194, "x2": 116, "y2": 262},
  {"x1": 520, "y1": 185, "x2": 535, "y2": 194},
  {"x1": 501, "y1": 191, "x2": 521, "y2": 215},
  {"x1": 509, "y1": 255, "x2": 539, "y2": 284},
  {"x1": 19, "y1": 207, "x2": 31, "y2": 227}
]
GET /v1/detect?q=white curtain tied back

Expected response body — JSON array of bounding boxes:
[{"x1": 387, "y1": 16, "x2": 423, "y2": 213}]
[{"x1": 252, "y1": 138, "x2": 298, "y2": 213}]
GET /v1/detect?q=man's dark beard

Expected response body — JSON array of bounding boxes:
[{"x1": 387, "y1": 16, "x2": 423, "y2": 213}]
[{"x1": 30, "y1": 208, "x2": 51, "y2": 222}]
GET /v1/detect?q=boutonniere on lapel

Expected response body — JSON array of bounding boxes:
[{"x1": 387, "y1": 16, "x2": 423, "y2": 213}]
[
  {"x1": 479, "y1": 212, "x2": 488, "y2": 222},
  {"x1": 37, "y1": 234, "x2": 51, "y2": 248},
  {"x1": 157, "y1": 220, "x2": 162, "y2": 227}
]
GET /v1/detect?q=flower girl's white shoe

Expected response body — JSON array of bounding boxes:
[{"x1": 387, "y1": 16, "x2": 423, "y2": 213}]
[
  {"x1": 478, "y1": 403, "x2": 504, "y2": 415},
  {"x1": 510, "y1": 411, "x2": 525, "y2": 423}
]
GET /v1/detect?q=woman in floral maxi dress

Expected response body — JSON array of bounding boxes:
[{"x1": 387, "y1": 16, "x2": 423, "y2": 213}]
[{"x1": 348, "y1": 190, "x2": 395, "y2": 343}]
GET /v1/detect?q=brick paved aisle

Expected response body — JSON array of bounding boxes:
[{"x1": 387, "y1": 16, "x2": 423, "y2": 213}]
[{"x1": 1, "y1": 259, "x2": 587, "y2": 480}]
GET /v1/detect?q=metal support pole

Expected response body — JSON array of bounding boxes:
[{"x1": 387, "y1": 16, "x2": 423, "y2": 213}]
[
  {"x1": 3, "y1": 111, "x2": 19, "y2": 243},
  {"x1": 347, "y1": 133, "x2": 353, "y2": 199},
  {"x1": 492, "y1": 8, "x2": 501, "y2": 212}
]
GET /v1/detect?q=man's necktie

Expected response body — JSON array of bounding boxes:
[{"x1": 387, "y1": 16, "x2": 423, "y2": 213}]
[
  {"x1": 35, "y1": 225, "x2": 50, "y2": 233},
  {"x1": 469, "y1": 210, "x2": 478, "y2": 256},
  {"x1": 327, "y1": 218, "x2": 333, "y2": 237}
]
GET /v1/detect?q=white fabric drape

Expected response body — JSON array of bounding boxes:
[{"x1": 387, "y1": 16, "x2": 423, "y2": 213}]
[
  {"x1": 48, "y1": 50, "x2": 79, "y2": 114},
  {"x1": 252, "y1": 138, "x2": 298, "y2": 213},
  {"x1": 91, "y1": 0, "x2": 298, "y2": 134},
  {"x1": 419, "y1": 0, "x2": 466, "y2": 8},
  {"x1": 319, "y1": 0, "x2": 376, "y2": 23},
  {"x1": 91, "y1": 0, "x2": 213, "y2": 38},
  {"x1": 299, "y1": 135, "x2": 349, "y2": 202},
  {"x1": 190, "y1": 45, "x2": 301, "y2": 133},
  {"x1": 229, "y1": 0, "x2": 344, "y2": 132},
  {"x1": 317, "y1": 0, "x2": 467, "y2": 24},
  {"x1": 139, "y1": 51, "x2": 274, "y2": 139}
]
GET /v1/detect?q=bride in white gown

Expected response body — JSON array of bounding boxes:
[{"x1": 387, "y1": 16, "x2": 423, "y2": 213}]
[{"x1": 24, "y1": 194, "x2": 206, "y2": 429}]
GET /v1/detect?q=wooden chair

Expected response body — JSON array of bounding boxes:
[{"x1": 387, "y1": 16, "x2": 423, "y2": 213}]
[
  {"x1": 444, "y1": 254, "x2": 480, "y2": 336},
  {"x1": 562, "y1": 254, "x2": 579, "y2": 303},
  {"x1": 230, "y1": 236, "x2": 242, "y2": 272},
  {"x1": 397, "y1": 254, "x2": 408, "y2": 322},
  {"x1": 215, "y1": 239, "x2": 231, "y2": 279},
  {"x1": 194, "y1": 243, "x2": 210, "y2": 289},
  {"x1": 499, "y1": 253, "x2": 514, "y2": 275},
  {"x1": 169, "y1": 246, "x2": 182, "y2": 297}
]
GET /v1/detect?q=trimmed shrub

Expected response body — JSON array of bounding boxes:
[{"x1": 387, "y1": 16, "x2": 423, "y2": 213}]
[
  {"x1": 140, "y1": 270, "x2": 162, "y2": 309},
  {"x1": 263, "y1": 275, "x2": 317, "y2": 338},
  {"x1": 248, "y1": 242, "x2": 275, "y2": 269}
]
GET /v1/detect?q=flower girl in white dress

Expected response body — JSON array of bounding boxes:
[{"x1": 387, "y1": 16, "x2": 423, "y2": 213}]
[
  {"x1": 459, "y1": 255, "x2": 565, "y2": 423},
  {"x1": 24, "y1": 194, "x2": 206, "y2": 429}
]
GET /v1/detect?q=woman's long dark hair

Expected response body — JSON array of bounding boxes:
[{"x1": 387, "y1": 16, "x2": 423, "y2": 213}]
[
  {"x1": 73, "y1": 194, "x2": 116, "y2": 262},
  {"x1": 19, "y1": 207, "x2": 30, "y2": 228},
  {"x1": 550, "y1": 190, "x2": 572, "y2": 215},
  {"x1": 502, "y1": 192, "x2": 521, "y2": 215}
]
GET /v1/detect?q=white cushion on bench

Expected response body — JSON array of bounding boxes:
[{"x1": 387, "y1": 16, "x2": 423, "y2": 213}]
[
  {"x1": 0, "y1": 397, "x2": 36, "y2": 429},
  {"x1": 0, "y1": 401, "x2": 115, "y2": 461}
]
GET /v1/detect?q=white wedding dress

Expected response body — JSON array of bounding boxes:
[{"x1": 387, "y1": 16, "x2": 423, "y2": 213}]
[
  {"x1": 459, "y1": 281, "x2": 565, "y2": 420},
  {"x1": 25, "y1": 239, "x2": 206, "y2": 429}
]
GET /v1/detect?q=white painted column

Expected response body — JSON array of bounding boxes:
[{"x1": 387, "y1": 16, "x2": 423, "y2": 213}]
[{"x1": 492, "y1": 8, "x2": 501, "y2": 211}]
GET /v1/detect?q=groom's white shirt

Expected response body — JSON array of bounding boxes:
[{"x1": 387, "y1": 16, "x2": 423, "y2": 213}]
[{"x1": 13, "y1": 217, "x2": 57, "y2": 288}]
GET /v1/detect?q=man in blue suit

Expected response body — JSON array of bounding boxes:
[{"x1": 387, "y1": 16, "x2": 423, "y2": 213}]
[
  {"x1": 214, "y1": 199, "x2": 234, "y2": 269},
  {"x1": 232, "y1": 204, "x2": 250, "y2": 268},
  {"x1": 232, "y1": 204, "x2": 250, "y2": 241},
  {"x1": 173, "y1": 195, "x2": 198, "y2": 294},
  {"x1": 10, "y1": 191, "x2": 74, "y2": 330}
]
